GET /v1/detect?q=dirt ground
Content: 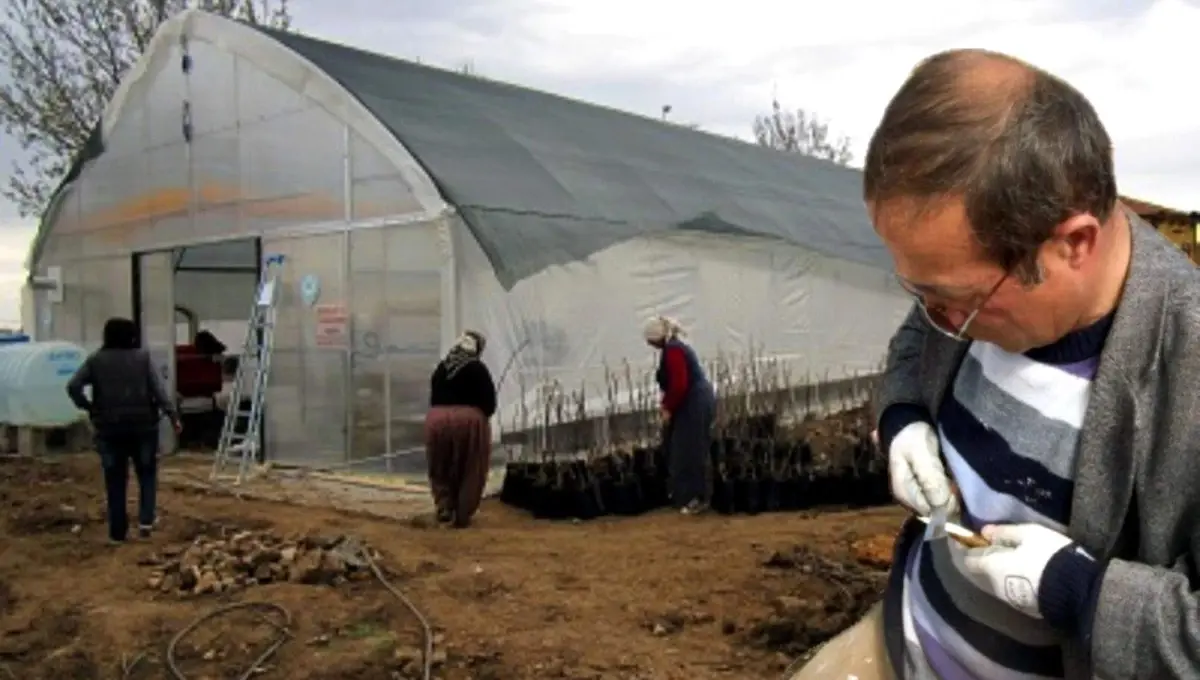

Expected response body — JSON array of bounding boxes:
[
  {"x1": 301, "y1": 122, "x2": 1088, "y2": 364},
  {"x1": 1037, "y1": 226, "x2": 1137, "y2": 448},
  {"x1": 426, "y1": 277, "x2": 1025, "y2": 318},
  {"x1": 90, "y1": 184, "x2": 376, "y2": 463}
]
[{"x1": 0, "y1": 452, "x2": 903, "y2": 680}]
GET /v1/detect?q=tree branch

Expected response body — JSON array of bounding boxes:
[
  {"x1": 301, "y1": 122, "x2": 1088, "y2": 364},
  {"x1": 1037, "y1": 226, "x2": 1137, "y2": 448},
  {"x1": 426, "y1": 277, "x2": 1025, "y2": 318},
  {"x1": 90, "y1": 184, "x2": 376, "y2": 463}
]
[{"x1": 0, "y1": 0, "x2": 292, "y2": 218}]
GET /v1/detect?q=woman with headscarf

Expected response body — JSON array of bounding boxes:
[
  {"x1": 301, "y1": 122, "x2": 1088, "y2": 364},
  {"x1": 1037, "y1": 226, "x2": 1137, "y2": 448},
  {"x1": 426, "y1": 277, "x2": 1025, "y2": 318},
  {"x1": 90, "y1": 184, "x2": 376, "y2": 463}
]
[
  {"x1": 643, "y1": 316, "x2": 715, "y2": 515},
  {"x1": 425, "y1": 330, "x2": 497, "y2": 528},
  {"x1": 66, "y1": 317, "x2": 181, "y2": 545}
]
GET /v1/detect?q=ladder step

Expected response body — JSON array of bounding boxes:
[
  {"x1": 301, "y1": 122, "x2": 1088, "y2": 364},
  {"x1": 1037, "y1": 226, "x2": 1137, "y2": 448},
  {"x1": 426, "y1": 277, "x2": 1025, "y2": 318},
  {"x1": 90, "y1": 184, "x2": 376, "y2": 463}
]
[{"x1": 212, "y1": 254, "x2": 283, "y2": 483}]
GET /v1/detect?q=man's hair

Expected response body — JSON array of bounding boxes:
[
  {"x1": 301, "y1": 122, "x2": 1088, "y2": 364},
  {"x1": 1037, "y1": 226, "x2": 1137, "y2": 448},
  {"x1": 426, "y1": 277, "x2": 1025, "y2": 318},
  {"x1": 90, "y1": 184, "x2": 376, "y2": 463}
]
[{"x1": 863, "y1": 49, "x2": 1117, "y2": 282}]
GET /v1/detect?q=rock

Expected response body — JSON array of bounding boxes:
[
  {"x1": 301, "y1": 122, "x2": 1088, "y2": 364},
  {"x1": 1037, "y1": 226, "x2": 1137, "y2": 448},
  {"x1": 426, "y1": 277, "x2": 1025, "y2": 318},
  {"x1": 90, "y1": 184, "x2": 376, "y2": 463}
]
[
  {"x1": 195, "y1": 570, "x2": 220, "y2": 594},
  {"x1": 250, "y1": 548, "x2": 281, "y2": 568},
  {"x1": 319, "y1": 550, "x2": 346, "y2": 575},
  {"x1": 179, "y1": 546, "x2": 205, "y2": 572},
  {"x1": 290, "y1": 549, "x2": 324, "y2": 584},
  {"x1": 138, "y1": 527, "x2": 375, "y2": 597},
  {"x1": 771, "y1": 596, "x2": 819, "y2": 619},
  {"x1": 179, "y1": 566, "x2": 199, "y2": 592}
]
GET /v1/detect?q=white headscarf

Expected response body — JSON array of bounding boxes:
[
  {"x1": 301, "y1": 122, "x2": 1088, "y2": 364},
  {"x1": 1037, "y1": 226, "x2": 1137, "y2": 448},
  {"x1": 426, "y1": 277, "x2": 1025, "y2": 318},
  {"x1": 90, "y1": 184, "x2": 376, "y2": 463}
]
[
  {"x1": 642, "y1": 315, "x2": 685, "y2": 344},
  {"x1": 443, "y1": 331, "x2": 484, "y2": 379}
]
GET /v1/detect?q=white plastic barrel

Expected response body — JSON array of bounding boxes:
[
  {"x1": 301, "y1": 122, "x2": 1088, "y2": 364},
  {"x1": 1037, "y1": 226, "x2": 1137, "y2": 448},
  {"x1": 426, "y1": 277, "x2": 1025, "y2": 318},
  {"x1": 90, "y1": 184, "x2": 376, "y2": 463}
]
[{"x1": 0, "y1": 340, "x2": 88, "y2": 427}]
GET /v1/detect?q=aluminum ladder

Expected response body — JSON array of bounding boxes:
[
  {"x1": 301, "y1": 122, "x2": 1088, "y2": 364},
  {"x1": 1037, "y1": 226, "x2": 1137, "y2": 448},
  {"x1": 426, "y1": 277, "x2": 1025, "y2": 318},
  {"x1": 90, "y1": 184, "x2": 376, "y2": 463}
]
[{"x1": 211, "y1": 254, "x2": 284, "y2": 485}]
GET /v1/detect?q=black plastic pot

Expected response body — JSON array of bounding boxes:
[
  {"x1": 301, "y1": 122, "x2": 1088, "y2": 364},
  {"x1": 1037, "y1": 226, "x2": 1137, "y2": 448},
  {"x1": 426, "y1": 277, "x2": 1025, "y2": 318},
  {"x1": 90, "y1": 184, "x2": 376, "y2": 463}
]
[
  {"x1": 568, "y1": 463, "x2": 604, "y2": 520},
  {"x1": 635, "y1": 446, "x2": 669, "y2": 510},
  {"x1": 500, "y1": 463, "x2": 531, "y2": 509},
  {"x1": 604, "y1": 475, "x2": 645, "y2": 516},
  {"x1": 777, "y1": 473, "x2": 801, "y2": 510},
  {"x1": 711, "y1": 474, "x2": 736, "y2": 515},
  {"x1": 761, "y1": 475, "x2": 783, "y2": 512},
  {"x1": 734, "y1": 476, "x2": 762, "y2": 515}
]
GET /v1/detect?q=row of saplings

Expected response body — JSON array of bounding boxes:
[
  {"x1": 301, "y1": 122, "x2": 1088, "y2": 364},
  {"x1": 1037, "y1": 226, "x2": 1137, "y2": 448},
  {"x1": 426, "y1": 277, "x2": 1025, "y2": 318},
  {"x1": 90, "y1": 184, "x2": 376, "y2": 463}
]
[{"x1": 499, "y1": 411, "x2": 889, "y2": 520}]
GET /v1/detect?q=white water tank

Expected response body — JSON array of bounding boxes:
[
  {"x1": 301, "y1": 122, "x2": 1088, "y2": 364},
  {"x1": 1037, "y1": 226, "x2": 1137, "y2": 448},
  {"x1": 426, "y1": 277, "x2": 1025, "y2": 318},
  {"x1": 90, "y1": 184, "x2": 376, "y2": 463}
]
[{"x1": 0, "y1": 341, "x2": 88, "y2": 427}]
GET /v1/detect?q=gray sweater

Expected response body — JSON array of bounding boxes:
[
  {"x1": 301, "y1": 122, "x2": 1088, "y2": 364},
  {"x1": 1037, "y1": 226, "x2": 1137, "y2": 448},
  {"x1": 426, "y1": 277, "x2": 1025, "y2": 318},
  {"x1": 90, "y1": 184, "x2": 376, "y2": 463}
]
[
  {"x1": 67, "y1": 348, "x2": 177, "y2": 435},
  {"x1": 876, "y1": 212, "x2": 1200, "y2": 679}
]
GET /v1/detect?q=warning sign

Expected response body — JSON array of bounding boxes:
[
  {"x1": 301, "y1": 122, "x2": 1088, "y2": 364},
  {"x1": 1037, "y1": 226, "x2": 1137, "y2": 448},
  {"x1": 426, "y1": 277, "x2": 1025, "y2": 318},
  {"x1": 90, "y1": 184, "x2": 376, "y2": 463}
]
[{"x1": 314, "y1": 303, "x2": 349, "y2": 349}]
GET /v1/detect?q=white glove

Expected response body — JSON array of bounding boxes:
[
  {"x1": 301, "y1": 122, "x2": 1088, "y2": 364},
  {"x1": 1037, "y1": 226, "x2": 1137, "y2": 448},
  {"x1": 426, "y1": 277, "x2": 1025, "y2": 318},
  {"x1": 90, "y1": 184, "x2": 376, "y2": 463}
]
[
  {"x1": 888, "y1": 421, "x2": 957, "y2": 517},
  {"x1": 962, "y1": 523, "x2": 1085, "y2": 620}
]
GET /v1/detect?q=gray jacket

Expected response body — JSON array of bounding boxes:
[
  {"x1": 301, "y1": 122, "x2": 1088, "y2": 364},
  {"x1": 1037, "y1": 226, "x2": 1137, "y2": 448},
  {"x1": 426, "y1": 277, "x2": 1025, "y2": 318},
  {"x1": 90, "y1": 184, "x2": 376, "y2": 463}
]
[
  {"x1": 877, "y1": 213, "x2": 1200, "y2": 679},
  {"x1": 67, "y1": 348, "x2": 177, "y2": 436}
]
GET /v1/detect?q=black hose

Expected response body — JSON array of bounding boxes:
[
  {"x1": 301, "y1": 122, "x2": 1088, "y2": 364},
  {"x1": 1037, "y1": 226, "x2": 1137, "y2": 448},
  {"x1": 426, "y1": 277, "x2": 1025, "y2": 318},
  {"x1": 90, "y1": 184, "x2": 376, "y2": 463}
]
[
  {"x1": 358, "y1": 543, "x2": 434, "y2": 680},
  {"x1": 165, "y1": 601, "x2": 292, "y2": 680},
  {"x1": 15, "y1": 542, "x2": 433, "y2": 680}
]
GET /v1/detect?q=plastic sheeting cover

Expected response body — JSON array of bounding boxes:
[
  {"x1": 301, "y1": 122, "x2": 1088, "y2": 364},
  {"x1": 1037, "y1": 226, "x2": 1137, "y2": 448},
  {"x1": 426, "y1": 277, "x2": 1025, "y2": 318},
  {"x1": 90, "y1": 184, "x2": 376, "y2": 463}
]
[
  {"x1": 255, "y1": 27, "x2": 890, "y2": 289},
  {"x1": 450, "y1": 216, "x2": 910, "y2": 429}
]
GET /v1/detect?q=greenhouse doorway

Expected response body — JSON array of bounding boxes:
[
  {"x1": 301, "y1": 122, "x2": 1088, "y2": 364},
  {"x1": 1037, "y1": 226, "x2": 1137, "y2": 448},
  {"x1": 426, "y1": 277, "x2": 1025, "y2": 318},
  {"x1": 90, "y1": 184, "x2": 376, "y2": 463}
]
[
  {"x1": 171, "y1": 238, "x2": 261, "y2": 452},
  {"x1": 133, "y1": 238, "x2": 262, "y2": 452}
]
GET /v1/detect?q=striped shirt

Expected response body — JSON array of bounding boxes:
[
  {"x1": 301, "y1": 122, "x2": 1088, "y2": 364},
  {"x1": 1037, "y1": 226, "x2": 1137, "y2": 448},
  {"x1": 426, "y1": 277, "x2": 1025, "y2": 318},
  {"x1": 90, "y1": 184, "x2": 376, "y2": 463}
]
[{"x1": 901, "y1": 318, "x2": 1110, "y2": 680}]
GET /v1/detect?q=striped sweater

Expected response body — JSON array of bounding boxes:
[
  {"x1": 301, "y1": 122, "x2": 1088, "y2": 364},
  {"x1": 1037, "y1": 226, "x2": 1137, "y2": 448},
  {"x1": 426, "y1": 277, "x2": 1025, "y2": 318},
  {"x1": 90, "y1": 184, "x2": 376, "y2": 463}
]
[{"x1": 891, "y1": 315, "x2": 1112, "y2": 680}]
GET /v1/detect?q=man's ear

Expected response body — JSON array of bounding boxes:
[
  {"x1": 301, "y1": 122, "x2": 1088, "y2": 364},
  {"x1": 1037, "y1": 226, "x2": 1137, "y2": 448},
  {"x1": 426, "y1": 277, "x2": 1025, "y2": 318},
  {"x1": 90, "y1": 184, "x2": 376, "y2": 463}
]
[{"x1": 1055, "y1": 214, "x2": 1102, "y2": 268}]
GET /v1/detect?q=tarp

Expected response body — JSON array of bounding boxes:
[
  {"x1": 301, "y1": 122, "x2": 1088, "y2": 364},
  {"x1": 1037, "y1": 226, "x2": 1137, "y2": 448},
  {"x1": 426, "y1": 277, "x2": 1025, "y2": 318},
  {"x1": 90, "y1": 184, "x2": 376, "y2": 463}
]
[{"x1": 256, "y1": 27, "x2": 890, "y2": 288}]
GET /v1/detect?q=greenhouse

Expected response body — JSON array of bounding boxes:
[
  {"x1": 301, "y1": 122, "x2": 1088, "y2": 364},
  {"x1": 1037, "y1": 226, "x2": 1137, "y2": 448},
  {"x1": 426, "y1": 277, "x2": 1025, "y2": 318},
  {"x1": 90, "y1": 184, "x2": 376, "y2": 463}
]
[{"x1": 22, "y1": 9, "x2": 910, "y2": 470}]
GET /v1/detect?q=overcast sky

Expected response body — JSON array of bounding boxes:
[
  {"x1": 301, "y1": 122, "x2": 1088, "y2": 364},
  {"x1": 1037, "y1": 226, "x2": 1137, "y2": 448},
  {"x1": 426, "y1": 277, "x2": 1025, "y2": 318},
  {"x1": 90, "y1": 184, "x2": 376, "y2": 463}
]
[{"x1": 2, "y1": 0, "x2": 1200, "y2": 325}]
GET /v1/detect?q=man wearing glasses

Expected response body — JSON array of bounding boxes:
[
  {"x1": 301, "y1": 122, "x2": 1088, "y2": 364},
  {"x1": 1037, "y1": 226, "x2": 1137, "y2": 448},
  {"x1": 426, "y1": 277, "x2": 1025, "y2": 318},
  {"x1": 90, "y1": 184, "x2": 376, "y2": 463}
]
[{"x1": 793, "y1": 49, "x2": 1200, "y2": 680}]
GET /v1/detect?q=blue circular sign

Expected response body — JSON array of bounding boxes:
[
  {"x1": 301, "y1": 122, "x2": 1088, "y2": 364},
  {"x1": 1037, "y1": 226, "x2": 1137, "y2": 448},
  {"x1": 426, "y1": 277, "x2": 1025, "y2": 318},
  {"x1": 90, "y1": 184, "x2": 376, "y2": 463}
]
[{"x1": 300, "y1": 275, "x2": 321, "y2": 306}]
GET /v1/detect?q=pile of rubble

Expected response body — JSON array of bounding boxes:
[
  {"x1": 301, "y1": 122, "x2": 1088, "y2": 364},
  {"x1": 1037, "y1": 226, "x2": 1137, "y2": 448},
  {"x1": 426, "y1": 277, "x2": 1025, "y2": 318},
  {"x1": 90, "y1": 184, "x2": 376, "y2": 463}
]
[{"x1": 139, "y1": 528, "x2": 381, "y2": 596}]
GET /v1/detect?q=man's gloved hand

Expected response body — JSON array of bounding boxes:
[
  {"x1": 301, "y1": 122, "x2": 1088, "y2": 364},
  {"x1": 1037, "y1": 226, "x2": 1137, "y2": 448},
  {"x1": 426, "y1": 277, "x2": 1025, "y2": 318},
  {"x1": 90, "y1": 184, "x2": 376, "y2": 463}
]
[
  {"x1": 962, "y1": 523, "x2": 1100, "y2": 632},
  {"x1": 888, "y1": 421, "x2": 957, "y2": 517}
]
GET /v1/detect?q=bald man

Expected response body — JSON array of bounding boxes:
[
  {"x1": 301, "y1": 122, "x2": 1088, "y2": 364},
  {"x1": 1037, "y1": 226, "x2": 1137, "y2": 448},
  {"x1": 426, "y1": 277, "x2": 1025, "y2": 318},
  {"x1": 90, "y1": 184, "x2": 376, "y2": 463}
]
[{"x1": 792, "y1": 48, "x2": 1200, "y2": 680}]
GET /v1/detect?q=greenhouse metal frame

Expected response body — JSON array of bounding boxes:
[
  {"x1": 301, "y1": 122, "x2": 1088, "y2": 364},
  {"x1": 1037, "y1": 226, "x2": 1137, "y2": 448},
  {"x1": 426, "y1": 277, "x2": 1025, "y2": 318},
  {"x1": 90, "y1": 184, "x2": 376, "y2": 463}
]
[{"x1": 24, "y1": 9, "x2": 910, "y2": 471}]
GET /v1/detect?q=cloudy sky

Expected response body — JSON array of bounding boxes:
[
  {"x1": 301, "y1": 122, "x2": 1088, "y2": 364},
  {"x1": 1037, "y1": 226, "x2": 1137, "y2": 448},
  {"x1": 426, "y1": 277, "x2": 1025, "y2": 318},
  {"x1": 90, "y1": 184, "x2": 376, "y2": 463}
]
[{"x1": 2, "y1": 0, "x2": 1199, "y2": 325}]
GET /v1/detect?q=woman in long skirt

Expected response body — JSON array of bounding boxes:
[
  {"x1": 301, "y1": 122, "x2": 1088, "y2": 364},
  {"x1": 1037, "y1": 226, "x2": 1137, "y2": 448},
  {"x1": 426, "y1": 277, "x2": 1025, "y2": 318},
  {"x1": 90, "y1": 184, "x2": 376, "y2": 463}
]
[
  {"x1": 425, "y1": 331, "x2": 497, "y2": 528},
  {"x1": 643, "y1": 316, "x2": 715, "y2": 515}
]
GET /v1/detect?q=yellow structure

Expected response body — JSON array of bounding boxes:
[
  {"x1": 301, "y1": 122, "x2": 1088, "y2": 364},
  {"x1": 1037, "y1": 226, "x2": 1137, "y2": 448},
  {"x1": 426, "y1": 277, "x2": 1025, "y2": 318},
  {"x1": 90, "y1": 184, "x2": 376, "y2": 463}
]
[{"x1": 1122, "y1": 196, "x2": 1199, "y2": 264}]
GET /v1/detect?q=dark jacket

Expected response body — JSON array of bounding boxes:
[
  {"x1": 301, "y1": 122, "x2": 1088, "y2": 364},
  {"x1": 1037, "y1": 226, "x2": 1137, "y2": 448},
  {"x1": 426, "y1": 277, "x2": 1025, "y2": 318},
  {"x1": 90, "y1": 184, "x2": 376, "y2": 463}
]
[
  {"x1": 875, "y1": 212, "x2": 1200, "y2": 679},
  {"x1": 67, "y1": 349, "x2": 177, "y2": 435},
  {"x1": 429, "y1": 360, "x2": 497, "y2": 418},
  {"x1": 655, "y1": 338, "x2": 713, "y2": 414}
]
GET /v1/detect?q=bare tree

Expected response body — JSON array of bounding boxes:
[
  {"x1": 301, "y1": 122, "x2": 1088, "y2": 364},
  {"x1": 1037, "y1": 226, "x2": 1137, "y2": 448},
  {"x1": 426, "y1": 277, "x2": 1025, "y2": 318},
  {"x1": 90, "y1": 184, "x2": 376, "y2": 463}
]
[
  {"x1": 0, "y1": 0, "x2": 292, "y2": 218},
  {"x1": 752, "y1": 98, "x2": 852, "y2": 166}
]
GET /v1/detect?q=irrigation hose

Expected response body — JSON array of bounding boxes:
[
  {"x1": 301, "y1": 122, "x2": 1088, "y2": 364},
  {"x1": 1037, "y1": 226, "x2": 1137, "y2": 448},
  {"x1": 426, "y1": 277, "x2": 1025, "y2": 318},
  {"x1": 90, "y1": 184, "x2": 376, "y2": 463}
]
[
  {"x1": 3, "y1": 544, "x2": 430, "y2": 679},
  {"x1": 165, "y1": 601, "x2": 293, "y2": 680},
  {"x1": 358, "y1": 542, "x2": 434, "y2": 680}
]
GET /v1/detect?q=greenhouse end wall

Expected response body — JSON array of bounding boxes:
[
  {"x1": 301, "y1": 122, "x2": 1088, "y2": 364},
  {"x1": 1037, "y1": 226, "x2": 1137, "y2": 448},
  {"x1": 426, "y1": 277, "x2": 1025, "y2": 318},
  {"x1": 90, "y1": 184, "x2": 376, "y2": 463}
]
[
  {"x1": 258, "y1": 220, "x2": 446, "y2": 470},
  {"x1": 26, "y1": 12, "x2": 452, "y2": 469}
]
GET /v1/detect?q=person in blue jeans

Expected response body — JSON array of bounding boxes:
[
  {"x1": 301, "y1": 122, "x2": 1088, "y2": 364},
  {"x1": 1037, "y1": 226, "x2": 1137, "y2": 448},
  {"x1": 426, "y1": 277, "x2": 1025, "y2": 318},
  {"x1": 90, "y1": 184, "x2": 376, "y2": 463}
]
[
  {"x1": 67, "y1": 318, "x2": 180, "y2": 544},
  {"x1": 643, "y1": 316, "x2": 715, "y2": 515}
]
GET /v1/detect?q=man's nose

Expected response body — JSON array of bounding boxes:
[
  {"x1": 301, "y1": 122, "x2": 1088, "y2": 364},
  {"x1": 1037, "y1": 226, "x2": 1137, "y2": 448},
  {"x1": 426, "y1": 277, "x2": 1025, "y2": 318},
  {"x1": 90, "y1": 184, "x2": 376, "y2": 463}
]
[{"x1": 938, "y1": 306, "x2": 971, "y2": 330}]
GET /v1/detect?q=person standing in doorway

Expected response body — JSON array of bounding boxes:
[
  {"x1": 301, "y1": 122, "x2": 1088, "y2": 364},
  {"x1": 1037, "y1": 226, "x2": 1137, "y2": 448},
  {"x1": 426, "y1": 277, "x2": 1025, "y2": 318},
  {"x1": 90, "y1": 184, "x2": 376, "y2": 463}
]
[
  {"x1": 67, "y1": 318, "x2": 180, "y2": 545},
  {"x1": 643, "y1": 316, "x2": 715, "y2": 516},
  {"x1": 425, "y1": 330, "x2": 497, "y2": 528}
]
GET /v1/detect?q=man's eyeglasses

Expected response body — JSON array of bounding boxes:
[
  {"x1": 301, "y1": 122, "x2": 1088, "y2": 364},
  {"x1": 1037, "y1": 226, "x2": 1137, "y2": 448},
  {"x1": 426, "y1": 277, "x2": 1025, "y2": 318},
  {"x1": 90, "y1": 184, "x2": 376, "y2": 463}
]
[{"x1": 895, "y1": 272, "x2": 1008, "y2": 341}]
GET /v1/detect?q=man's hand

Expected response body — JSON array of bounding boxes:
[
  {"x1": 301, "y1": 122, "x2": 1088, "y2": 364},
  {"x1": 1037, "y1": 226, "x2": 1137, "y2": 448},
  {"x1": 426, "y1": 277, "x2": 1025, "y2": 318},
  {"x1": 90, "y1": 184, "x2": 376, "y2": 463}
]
[
  {"x1": 172, "y1": 418, "x2": 183, "y2": 434},
  {"x1": 889, "y1": 421, "x2": 957, "y2": 516},
  {"x1": 962, "y1": 523, "x2": 1098, "y2": 628},
  {"x1": 659, "y1": 407, "x2": 671, "y2": 424}
]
